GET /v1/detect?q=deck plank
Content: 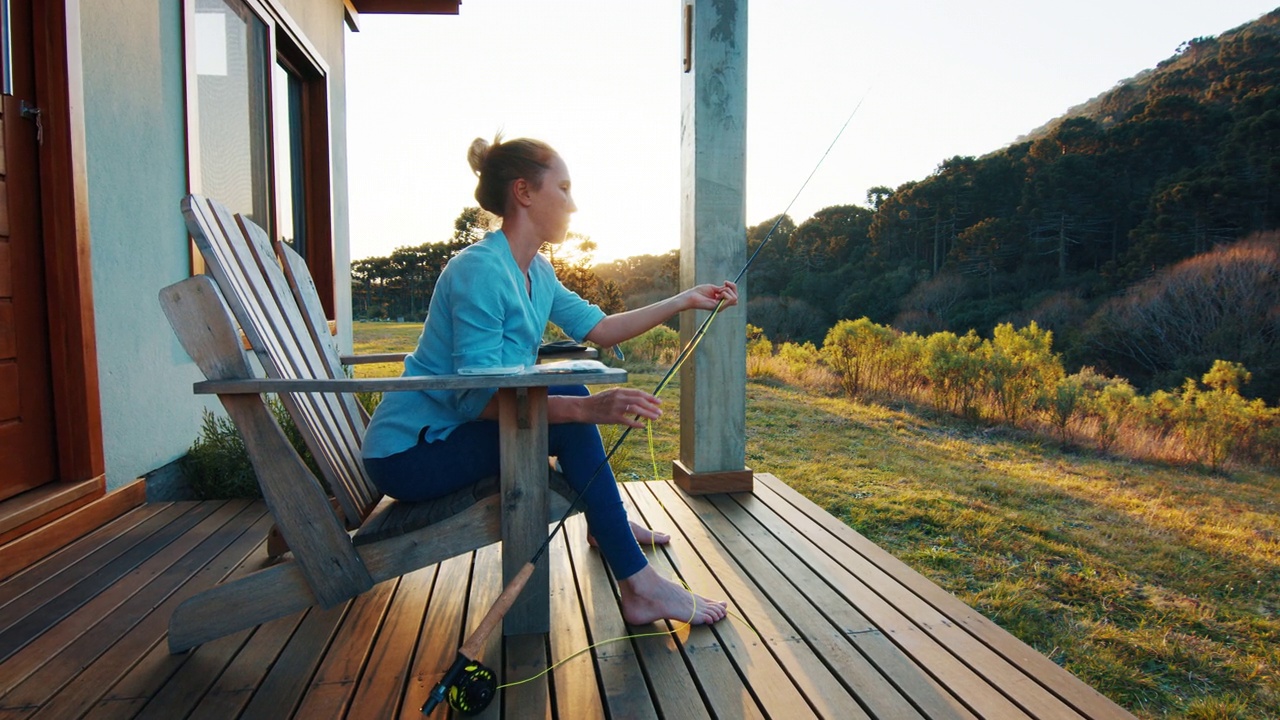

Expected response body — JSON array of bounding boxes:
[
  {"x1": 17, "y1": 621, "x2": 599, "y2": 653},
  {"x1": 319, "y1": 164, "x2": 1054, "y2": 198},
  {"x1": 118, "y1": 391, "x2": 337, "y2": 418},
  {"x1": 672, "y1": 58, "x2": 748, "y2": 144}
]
[
  {"x1": 118, "y1": 539, "x2": 274, "y2": 720},
  {"x1": 3, "y1": 502, "x2": 268, "y2": 720},
  {"x1": 561, "y1": 513, "x2": 662, "y2": 719},
  {"x1": 715, "y1": 490, "x2": 977, "y2": 720},
  {"x1": 183, "y1": 609, "x2": 312, "y2": 720},
  {"x1": 292, "y1": 578, "x2": 398, "y2": 718},
  {"x1": 0, "y1": 502, "x2": 255, "y2": 707},
  {"x1": 624, "y1": 483, "x2": 776, "y2": 720},
  {"x1": 236, "y1": 600, "x2": 350, "y2": 718},
  {"x1": 398, "y1": 552, "x2": 471, "y2": 719},
  {"x1": 744, "y1": 478, "x2": 1036, "y2": 718},
  {"x1": 0, "y1": 503, "x2": 168, "y2": 609},
  {"x1": 346, "y1": 564, "x2": 435, "y2": 720},
  {"x1": 0, "y1": 502, "x2": 208, "y2": 652},
  {"x1": 80, "y1": 631, "x2": 192, "y2": 719},
  {"x1": 641, "y1": 480, "x2": 867, "y2": 719},
  {"x1": 690, "y1": 489, "x2": 933, "y2": 720},
  {"x1": 546, "y1": 523, "x2": 607, "y2": 719},
  {"x1": 464, "y1": 544, "x2": 505, "y2": 720},
  {"x1": 81, "y1": 530, "x2": 277, "y2": 720},
  {"x1": 622, "y1": 483, "x2": 765, "y2": 720}
]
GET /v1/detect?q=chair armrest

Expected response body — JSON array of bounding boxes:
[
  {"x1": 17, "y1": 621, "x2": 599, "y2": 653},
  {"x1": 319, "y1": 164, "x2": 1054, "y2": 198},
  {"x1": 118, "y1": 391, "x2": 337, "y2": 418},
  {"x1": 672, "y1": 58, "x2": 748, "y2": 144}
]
[
  {"x1": 193, "y1": 367, "x2": 627, "y2": 395},
  {"x1": 340, "y1": 352, "x2": 408, "y2": 365}
]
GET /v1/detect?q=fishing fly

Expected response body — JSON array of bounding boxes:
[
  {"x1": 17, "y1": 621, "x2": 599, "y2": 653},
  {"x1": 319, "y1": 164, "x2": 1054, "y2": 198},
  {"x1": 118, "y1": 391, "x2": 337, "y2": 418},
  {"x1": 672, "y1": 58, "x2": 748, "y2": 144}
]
[{"x1": 424, "y1": 93, "x2": 867, "y2": 716}]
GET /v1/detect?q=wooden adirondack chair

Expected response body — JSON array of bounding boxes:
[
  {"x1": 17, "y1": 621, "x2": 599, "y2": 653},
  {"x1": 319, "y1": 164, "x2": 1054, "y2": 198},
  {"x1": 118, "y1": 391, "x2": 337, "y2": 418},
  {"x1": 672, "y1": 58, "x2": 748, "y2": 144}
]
[{"x1": 159, "y1": 195, "x2": 626, "y2": 653}]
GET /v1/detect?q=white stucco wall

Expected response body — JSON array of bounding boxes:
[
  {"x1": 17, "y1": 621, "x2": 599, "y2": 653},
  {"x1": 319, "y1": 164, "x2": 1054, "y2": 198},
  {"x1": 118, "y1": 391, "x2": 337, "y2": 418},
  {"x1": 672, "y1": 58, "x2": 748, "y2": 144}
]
[{"x1": 79, "y1": 0, "x2": 351, "y2": 492}]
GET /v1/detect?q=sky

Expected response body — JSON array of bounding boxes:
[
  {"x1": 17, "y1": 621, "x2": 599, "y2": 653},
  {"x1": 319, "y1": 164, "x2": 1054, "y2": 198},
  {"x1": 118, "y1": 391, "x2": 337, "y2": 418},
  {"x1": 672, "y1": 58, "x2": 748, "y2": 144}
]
[{"x1": 345, "y1": 1, "x2": 1279, "y2": 264}]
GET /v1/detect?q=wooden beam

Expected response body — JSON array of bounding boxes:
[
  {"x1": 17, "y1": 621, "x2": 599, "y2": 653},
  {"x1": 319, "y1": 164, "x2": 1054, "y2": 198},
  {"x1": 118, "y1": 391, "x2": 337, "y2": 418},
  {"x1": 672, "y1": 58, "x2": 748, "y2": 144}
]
[
  {"x1": 349, "y1": 0, "x2": 460, "y2": 15},
  {"x1": 343, "y1": 0, "x2": 361, "y2": 31},
  {"x1": 677, "y1": 0, "x2": 750, "y2": 494},
  {"x1": 35, "y1": 0, "x2": 106, "y2": 485}
]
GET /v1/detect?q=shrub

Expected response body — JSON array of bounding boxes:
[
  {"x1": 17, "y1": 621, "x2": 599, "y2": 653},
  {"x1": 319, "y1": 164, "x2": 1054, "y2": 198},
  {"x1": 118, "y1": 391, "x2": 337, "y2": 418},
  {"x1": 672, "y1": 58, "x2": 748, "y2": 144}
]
[
  {"x1": 885, "y1": 331, "x2": 927, "y2": 397},
  {"x1": 183, "y1": 397, "x2": 320, "y2": 500},
  {"x1": 1083, "y1": 237, "x2": 1280, "y2": 400},
  {"x1": 1174, "y1": 361, "x2": 1269, "y2": 470},
  {"x1": 1042, "y1": 375, "x2": 1085, "y2": 445},
  {"x1": 1076, "y1": 369, "x2": 1137, "y2": 452},
  {"x1": 822, "y1": 317, "x2": 895, "y2": 398},
  {"x1": 620, "y1": 325, "x2": 680, "y2": 368},
  {"x1": 985, "y1": 322, "x2": 1063, "y2": 424},
  {"x1": 922, "y1": 330, "x2": 985, "y2": 416},
  {"x1": 777, "y1": 341, "x2": 820, "y2": 377},
  {"x1": 746, "y1": 324, "x2": 774, "y2": 379}
]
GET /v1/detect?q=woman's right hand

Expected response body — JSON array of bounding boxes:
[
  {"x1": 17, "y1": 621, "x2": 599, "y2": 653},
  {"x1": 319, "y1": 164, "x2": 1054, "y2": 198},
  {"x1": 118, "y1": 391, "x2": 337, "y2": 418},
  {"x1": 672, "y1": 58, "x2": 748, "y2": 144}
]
[{"x1": 581, "y1": 387, "x2": 662, "y2": 428}]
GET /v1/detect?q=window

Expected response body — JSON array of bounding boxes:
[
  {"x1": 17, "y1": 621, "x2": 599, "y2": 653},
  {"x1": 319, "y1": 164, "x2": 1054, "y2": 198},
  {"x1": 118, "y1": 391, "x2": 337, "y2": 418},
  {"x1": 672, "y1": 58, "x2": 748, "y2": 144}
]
[{"x1": 184, "y1": 0, "x2": 335, "y2": 315}]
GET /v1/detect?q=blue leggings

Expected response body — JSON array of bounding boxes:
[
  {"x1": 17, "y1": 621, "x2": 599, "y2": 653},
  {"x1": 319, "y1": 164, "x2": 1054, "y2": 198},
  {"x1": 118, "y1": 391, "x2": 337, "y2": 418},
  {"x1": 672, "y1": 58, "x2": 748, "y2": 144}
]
[{"x1": 362, "y1": 385, "x2": 647, "y2": 580}]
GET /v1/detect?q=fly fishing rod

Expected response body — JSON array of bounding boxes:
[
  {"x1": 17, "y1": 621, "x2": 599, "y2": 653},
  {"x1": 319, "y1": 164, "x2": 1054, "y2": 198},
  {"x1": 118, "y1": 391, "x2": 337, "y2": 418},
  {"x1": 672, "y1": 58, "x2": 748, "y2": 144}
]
[{"x1": 424, "y1": 94, "x2": 867, "y2": 716}]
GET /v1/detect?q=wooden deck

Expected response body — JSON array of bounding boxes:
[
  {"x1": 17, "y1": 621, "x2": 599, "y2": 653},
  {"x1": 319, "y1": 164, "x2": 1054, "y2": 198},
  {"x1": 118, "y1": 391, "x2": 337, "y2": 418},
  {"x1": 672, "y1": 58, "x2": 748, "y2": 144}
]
[{"x1": 0, "y1": 473, "x2": 1134, "y2": 719}]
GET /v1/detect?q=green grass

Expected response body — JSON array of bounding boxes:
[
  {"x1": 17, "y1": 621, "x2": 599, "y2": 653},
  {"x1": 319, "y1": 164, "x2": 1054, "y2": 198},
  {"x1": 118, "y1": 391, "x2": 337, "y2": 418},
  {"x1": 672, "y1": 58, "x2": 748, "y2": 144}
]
[
  {"x1": 353, "y1": 322, "x2": 1280, "y2": 718},
  {"x1": 350, "y1": 321, "x2": 421, "y2": 378}
]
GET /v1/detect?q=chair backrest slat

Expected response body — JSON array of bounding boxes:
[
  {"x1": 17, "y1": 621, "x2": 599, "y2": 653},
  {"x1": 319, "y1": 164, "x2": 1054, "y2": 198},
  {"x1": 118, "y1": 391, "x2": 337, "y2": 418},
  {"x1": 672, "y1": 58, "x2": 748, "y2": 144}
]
[
  {"x1": 234, "y1": 216, "x2": 376, "y2": 520},
  {"x1": 277, "y1": 241, "x2": 377, "y2": 518},
  {"x1": 181, "y1": 195, "x2": 381, "y2": 524}
]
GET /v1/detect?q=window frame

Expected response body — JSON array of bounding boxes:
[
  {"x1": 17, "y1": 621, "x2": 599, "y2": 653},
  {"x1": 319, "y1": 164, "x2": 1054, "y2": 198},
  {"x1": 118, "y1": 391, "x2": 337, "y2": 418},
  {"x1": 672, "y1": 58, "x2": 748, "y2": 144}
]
[{"x1": 181, "y1": 0, "x2": 335, "y2": 316}]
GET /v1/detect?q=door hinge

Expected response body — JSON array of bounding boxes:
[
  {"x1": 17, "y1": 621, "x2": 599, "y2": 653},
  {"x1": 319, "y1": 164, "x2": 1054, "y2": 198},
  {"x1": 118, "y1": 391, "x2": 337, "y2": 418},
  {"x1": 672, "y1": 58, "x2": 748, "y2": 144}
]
[{"x1": 20, "y1": 100, "x2": 42, "y2": 145}]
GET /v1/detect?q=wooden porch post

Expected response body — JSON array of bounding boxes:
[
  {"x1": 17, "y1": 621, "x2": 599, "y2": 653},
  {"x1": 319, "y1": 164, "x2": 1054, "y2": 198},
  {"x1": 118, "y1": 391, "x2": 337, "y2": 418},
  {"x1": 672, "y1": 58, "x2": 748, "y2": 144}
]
[{"x1": 674, "y1": 0, "x2": 751, "y2": 495}]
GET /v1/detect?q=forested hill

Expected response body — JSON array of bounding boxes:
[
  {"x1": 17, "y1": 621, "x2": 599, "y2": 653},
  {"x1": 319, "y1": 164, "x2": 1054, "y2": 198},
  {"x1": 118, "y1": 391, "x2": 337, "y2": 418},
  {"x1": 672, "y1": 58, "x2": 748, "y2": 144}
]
[{"x1": 599, "y1": 9, "x2": 1280, "y2": 400}]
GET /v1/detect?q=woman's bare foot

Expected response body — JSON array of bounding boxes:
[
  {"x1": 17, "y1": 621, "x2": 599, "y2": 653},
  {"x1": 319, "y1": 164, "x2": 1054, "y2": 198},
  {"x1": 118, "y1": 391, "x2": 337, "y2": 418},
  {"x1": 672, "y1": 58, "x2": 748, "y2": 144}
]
[
  {"x1": 588, "y1": 519, "x2": 670, "y2": 548},
  {"x1": 618, "y1": 565, "x2": 728, "y2": 625}
]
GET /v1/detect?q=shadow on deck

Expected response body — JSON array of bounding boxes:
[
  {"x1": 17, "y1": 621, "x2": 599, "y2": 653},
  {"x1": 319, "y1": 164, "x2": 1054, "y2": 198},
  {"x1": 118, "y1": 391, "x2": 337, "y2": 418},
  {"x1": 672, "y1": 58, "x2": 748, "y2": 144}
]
[{"x1": 0, "y1": 473, "x2": 1133, "y2": 719}]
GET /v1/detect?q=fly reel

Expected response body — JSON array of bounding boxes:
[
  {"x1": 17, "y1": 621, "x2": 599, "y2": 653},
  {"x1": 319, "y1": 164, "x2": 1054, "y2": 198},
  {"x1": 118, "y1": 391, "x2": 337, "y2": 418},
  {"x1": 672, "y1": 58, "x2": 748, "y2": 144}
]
[
  {"x1": 423, "y1": 654, "x2": 497, "y2": 716},
  {"x1": 447, "y1": 660, "x2": 496, "y2": 714}
]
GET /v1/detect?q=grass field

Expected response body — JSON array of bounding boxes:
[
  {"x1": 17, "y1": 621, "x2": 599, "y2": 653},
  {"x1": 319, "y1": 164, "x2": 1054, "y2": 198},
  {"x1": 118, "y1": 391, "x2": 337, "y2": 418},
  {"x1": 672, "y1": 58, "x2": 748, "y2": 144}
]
[{"x1": 354, "y1": 322, "x2": 1280, "y2": 718}]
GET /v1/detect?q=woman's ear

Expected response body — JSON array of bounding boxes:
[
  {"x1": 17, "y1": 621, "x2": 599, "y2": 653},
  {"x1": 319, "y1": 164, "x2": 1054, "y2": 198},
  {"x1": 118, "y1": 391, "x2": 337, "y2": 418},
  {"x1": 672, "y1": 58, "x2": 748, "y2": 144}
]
[{"x1": 511, "y1": 177, "x2": 534, "y2": 208}]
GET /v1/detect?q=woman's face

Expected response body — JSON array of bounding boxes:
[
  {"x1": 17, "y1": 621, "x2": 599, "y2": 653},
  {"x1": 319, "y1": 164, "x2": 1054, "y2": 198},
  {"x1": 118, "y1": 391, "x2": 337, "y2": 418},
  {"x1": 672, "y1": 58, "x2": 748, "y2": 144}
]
[{"x1": 527, "y1": 154, "x2": 576, "y2": 244}]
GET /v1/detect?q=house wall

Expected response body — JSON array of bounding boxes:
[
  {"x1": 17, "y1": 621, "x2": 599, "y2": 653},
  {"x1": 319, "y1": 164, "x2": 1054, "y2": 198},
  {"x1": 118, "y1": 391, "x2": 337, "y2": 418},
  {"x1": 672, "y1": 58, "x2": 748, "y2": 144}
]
[{"x1": 78, "y1": 0, "x2": 351, "y2": 493}]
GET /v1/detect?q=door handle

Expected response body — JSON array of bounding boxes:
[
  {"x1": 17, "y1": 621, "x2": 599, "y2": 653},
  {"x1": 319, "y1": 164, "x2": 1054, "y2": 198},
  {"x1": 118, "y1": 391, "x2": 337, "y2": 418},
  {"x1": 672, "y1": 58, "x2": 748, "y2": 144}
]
[{"x1": 21, "y1": 99, "x2": 41, "y2": 144}]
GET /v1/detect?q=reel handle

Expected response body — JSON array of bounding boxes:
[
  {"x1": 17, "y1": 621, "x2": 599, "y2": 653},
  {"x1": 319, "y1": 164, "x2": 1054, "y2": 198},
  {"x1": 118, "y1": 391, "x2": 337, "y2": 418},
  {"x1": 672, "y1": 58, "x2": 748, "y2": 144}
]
[
  {"x1": 422, "y1": 562, "x2": 536, "y2": 716},
  {"x1": 422, "y1": 653, "x2": 470, "y2": 715},
  {"x1": 461, "y1": 561, "x2": 535, "y2": 658}
]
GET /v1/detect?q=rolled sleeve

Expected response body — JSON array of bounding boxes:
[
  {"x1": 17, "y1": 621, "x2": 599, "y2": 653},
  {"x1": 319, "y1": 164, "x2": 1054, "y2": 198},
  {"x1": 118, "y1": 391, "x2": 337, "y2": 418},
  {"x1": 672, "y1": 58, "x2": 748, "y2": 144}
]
[{"x1": 549, "y1": 277, "x2": 606, "y2": 342}]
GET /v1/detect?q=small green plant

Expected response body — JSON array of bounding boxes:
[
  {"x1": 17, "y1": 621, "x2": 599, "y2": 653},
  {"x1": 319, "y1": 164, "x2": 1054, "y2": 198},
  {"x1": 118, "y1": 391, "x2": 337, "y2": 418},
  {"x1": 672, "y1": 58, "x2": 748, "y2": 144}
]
[
  {"x1": 182, "y1": 397, "x2": 320, "y2": 499},
  {"x1": 746, "y1": 324, "x2": 774, "y2": 379},
  {"x1": 1041, "y1": 374, "x2": 1085, "y2": 445},
  {"x1": 619, "y1": 325, "x2": 679, "y2": 368}
]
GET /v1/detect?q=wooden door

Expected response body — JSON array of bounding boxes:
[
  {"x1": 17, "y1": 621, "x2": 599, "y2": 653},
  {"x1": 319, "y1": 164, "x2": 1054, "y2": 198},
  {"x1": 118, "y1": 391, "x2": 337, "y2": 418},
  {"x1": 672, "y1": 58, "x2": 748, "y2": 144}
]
[{"x1": 0, "y1": 0, "x2": 59, "y2": 501}]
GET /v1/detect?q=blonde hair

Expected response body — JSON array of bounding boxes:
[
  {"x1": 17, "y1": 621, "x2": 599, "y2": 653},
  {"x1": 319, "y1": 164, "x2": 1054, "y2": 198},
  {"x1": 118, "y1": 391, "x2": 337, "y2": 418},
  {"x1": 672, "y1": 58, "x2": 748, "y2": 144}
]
[{"x1": 468, "y1": 134, "x2": 557, "y2": 216}]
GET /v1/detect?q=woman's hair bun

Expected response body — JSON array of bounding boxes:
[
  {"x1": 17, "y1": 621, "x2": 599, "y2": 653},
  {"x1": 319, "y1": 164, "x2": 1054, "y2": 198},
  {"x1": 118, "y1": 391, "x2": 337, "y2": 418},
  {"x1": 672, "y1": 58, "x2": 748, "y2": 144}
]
[{"x1": 467, "y1": 137, "x2": 491, "y2": 176}]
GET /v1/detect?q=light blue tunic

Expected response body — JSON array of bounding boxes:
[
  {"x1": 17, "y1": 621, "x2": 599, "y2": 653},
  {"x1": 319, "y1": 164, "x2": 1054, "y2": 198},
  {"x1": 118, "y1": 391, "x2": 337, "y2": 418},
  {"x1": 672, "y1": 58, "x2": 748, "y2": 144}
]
[{"x1": 361, "y1": 230, "x2": 605, "y2": 459}]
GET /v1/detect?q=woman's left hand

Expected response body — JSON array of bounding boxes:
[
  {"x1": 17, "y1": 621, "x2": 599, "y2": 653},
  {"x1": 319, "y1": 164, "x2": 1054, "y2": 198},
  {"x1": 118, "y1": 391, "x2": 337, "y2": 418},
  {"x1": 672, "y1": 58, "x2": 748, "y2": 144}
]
[
  {"x1": 684, "y1": 280, "x2": 738, "y2": 311},
  {"x1": 580, "y1": 387, "x2": 662, "y2": 428}
]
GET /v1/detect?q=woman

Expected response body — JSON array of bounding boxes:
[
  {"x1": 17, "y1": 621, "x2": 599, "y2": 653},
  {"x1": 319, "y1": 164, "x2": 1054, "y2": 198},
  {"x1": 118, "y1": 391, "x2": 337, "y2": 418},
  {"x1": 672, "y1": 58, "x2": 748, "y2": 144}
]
[{"x1": 362, "y1": 135, "x2": 737, "y2": 625}]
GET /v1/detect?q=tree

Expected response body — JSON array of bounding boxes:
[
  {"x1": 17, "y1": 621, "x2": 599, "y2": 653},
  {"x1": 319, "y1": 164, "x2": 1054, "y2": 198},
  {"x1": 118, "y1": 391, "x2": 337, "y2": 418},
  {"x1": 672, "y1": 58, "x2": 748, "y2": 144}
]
[{"x1": 544, "y1": 233, "x2": 625, "y2": 315}]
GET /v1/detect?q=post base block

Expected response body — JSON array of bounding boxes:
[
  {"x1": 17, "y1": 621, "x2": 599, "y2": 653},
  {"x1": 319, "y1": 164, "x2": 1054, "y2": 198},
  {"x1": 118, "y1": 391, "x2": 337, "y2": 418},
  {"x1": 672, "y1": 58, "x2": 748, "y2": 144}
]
[{"x1": 671, "y1": 460, "x2": 753, "y2": 495}]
